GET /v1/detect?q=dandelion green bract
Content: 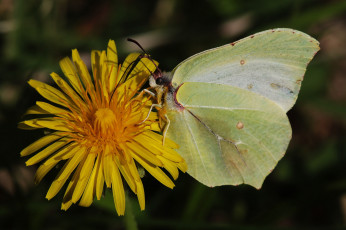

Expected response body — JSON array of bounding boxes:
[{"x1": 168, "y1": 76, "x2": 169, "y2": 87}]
[{"x1": 164, "y1": 28, "x2": 319, "y2": 188}]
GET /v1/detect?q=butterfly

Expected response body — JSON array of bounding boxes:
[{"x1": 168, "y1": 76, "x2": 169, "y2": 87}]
[{"x1": 147, "y1": 28, "x2": 320, "y2": 189}]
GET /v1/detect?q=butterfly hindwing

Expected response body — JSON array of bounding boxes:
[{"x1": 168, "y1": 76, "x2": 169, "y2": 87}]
[{"x1": 166, "y1": 82, "x2": 291, "y2": 188}]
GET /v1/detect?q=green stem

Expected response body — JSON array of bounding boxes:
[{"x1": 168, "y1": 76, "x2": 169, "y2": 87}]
[{"x1": 124, "y1": 193, "x2": 138, "y2": 230}]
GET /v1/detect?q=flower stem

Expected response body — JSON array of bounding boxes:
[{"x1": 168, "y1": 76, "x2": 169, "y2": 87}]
[{"x1": 124, "y1": 193, "x2": 138, "y2": 230}]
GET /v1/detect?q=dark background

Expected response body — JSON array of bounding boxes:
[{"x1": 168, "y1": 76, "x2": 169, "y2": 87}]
[{"x1": 1, "y1": 0, "x2": 346, "y2": 229}]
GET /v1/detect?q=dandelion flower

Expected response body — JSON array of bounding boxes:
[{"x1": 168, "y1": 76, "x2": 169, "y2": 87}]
[{"x1": 19, "y1": 40, "x2": 187, "y2": 215}]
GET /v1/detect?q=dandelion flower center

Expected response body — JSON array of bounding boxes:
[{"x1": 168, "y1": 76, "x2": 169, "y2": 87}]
[{"x1": 94, "y1": 108, "x2": 116, "y2": 135}]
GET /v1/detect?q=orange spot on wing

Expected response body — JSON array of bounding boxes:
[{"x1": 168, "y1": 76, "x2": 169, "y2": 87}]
[{"x1": 236, "y1": 121, "x2": 244, "y2": 129}]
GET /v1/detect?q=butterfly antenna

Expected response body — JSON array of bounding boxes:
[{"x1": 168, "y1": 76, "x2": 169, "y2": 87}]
[
  {"x1": 109, "y1": 40, "x2": 157, "y2": 101},
  {"x1": 127, "y1": 38, "x2": 148, "y2": 54},
  {"x1": 110, "y1": 58, "x2": 140, "y2": 101},
  {"x1": 112, "y1": 38, "x2": 150, "y2": 91},
  {"x1": 127, "y1": 38, "x2": 162, "y2": 77}
]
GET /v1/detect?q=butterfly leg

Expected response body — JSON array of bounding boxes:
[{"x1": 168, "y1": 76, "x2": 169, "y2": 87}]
[
  {"x1": 137, "y1": 87, "x2": 156, "y2": 99},
  {"x1": 138, "y1": 103, "x2": 162, "y2": 125},
  {"x1": 142, "y1": 88, "x2": 156, "y2": 98},
  {"x1": 162, "y1": 114, "x2": 170, "y2": 146},
  {"x1": 136, "y1": 87, "x2": 158, "y2": 124}
]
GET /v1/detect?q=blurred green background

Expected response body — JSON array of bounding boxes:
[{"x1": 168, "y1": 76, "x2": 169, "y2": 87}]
[{"x1": 1, "y1": 0, "x2": 346, "y2": 229}]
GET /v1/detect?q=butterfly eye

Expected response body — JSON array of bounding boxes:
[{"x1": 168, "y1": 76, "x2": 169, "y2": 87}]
[{"x1": 156, "y1": 77, "x2": 164, "y2": 85}]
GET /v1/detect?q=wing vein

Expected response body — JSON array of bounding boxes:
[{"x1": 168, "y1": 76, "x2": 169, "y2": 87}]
[
  {"x1": 185, "y1": 105, "x2": 262, "y2": 112},
  {"x1": 244, "y1": 128, "x2": 279, "y2": 163},
  {"x1": 218, "y1": 138, "x2": 245, "y2": 184},
  {"x1": 182, "y1": 110, "x2": 212, "y2": 185}
]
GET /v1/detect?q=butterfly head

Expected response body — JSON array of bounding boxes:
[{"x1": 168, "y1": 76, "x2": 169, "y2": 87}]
[{"x1": 151, "y1": 70, "x2": 172, "y2": 86}]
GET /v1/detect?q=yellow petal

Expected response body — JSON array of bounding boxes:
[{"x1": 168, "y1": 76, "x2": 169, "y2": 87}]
[
  {"x1": 154, "y1": 145, "x2": 184, "y2": 163},
  {"x1": 61, "y1": 159, "x2": 85, "y2": 210},
  {"x1": 132, "y1": 135, "x2": 163, "y2": 156},
  {"x1": 114, "y1": 155, "x2": 136, "y2": 193},
  {"x1": 114, "y1": 54, "x2": 157, "y2": 103},
  {"x1": 36, "y1": 101, "x2": 70, "y2": 117},
  {"x1": 134, "y1": 133, "x2": 183, "y2": 162},
  {"x1": 107, "y1": 40, "x2": 118, "y2": 92},
  {"x1": 17, "y1": 122, "x2": 40, "y2": 130},
  {"x1": 79, "y1": 154, "x2": 101, "y2": 207},
  {"x1": 61, "y1": 200, "x2": 73, "y2": 211},
  {"x1": 50, "y1": 72, "x2": 85, "y2": 112},
  {"x1": 110, "y1": 155, "x2": 125, "y2": 216},
  {"x1": 72, "y1": 150, "x2": 96, "y2": 203},
  {"x1": 118, "y1": 53, "x2": 141, "y2": 83},
  {"x1": 28, "y1": 79, "x2": 71, "y2": 108},
  {"x1": 20, "y1": 132, "x2": 62, "y2": 156},
  {"x1": 53, "y1": 147, "x2": 84, "y2": 182},
  {"x1": 177, "y1": 161, "x2": 188, "y2": 173},
  {"x1": 24, "y1": 105, "x2": 47, "y2": 115},
  {"x1": 118, "y1": 53, "x2": 158, "y2": 85},
  {"x1": 32, "y1": 118, "x2": 72, "y2": 132},
  {"x1": 142, "y1": 131, "x2": 179, "y2": 149},
  {"x1": 21, "y1": 119, "x2": 42, "y2": 129},
  {"x1": 102, "y1": 145, "x2": 112, "y2": 188},
  {"x1": 131, "y1": 152, "x2": 175, "y2": 189},
  {"x1": 139, "y1": 57, "x2": 158, "y2": 76},
  {"x1": 43, "y1": 143, "x2": 78, "y2": 166},
  {"x1": 128, "y1": 142, "x2": 163, "y2": 167},
  {"x1": 125, "y1": 155, "x2": 141, "y2": 182},
  {"x1": 136, "y1": 180, "x2": 145, "y2": 210},
  {"x1": 95, "y1": 155, "x2": 104, "y2": 200},
  {"x1": 157, "y1": 155, "x2": 179, "y2": 180},
  {"x1": 59, "y1": 57, "x2": 84, "y2": 96},
  {"x1": 100, "y1": 51, "x2": 109, "y2": 95},
  {"x1": 35, "y1": 144, "x2": 78, "y2": 184},
  {"x1": 91, "y1": 50, "x2": 102, "y2": 84},
  {"x1": 72, "y1": 49, "x2": 94, "y2": 93},
  {"x1": 149, "y1": 121, "x2": 160, "y2": 132},
  {"x1": 24, "y1": 117, "x2": 72, "y2": 132},
  {"x1": 25, "y1": 139, "x2": 69, "y2": 166},
  {"x1": 34, "y1": 162, "x2": 56, "y2": 185},
  {"x1": 46, "y1": 147, "x2": 85, "y2": 200}
]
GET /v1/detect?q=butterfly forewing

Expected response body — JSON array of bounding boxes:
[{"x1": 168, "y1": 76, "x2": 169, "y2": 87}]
[{"x1": 170, "y1": 29, "x2": 320, "y2": 112}]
